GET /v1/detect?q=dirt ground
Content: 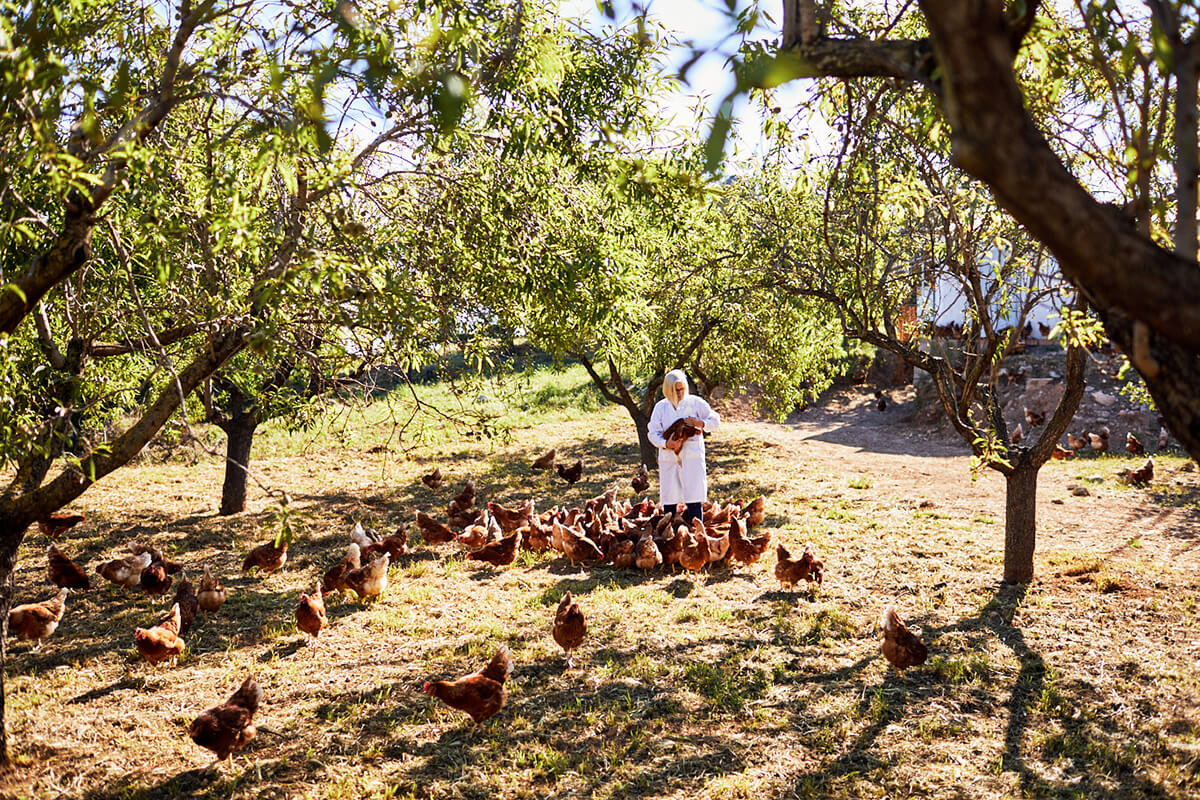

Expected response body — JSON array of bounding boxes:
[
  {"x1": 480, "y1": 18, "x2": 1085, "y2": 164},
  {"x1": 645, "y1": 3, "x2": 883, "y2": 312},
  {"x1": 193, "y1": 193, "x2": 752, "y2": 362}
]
[{"x1": 1, "y1": 375, "x2": 1199, "y2": 800}]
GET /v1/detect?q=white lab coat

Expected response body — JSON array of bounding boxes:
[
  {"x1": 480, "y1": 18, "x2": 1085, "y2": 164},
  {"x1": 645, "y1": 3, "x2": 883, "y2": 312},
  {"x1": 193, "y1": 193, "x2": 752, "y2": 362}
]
[{"x1": 647, "y1": 395, "x2": 720, "y2": 506}]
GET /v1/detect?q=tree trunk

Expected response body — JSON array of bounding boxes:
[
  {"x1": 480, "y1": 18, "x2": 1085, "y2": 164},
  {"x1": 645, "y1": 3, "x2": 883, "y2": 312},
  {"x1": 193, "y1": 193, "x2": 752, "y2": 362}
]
[
  {"x1": 0, "y1": 523, "x2": 25, "y2": 771},
  {"x1": 632, "y1": 410, "x2": 657, "y2": 469},
  {"x1": 217, "y1": 385, "x2": 258, "y2": 516},
  {"x1": 1003, "y1": 463, "x2": 1039, "y2": 584}
]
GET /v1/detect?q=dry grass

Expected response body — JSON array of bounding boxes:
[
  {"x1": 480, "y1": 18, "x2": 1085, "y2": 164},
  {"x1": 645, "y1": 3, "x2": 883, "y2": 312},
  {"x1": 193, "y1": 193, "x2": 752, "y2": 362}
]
[{"x1": 2, "y1": 386, "x2": 1200, "y2": 800}]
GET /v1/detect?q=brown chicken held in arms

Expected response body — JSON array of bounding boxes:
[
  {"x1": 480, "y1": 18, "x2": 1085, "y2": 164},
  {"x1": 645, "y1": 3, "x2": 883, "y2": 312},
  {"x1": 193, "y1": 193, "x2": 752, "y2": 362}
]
[
  {"x1": 296, "y1": 581, "x2": 327, "y2": 645},
  {"x1": 728, "y1": 517, "x2": 772, "y2": 565},
  {"x1": 344, "y1": 552, "x2": 390, "y2": 600},
  {"x1": 631, "y1": 463, "x2": 650, "y2": 494},
  {"x1": 775, "y1": 544, "x2": 824, "y2": 590},
  {"x1": 242, "y1": 537, "x2": 288, "y2": 574},
  {"x1": 189, "y1": 675, "x2": 261, "y2": 767},
  {"x1": 1126, "y1": 432, "x2": 1145, "y2": 456},
  {"x1": 37, "y1": 512, "x2": 86, "y2": 540},
  {"x1": 466, "y1": 530, "x2": 521, "y2": 567},
  {"x1": 198, "y1": 564, "x2": 227, "y2": 613},
  {"x1": 531, "y1": 449, "x2": 556, "y2": 470},
  {"x1": 423, "y1": 646, "x2": 512, "y2": 724},
  {"x1": 881, "y1": 606, "x2": 928, "y2": 675},
  {"x1": 553, "y1": 592, "x2": 587, "y2": 666},
  {"x1": 173, "y1": 573, "x2": 200, "y2": 636},
  {"x1": 97, "y1": 550, "x2": 152, "y2": 588},
  {"x1": 421, "y1": 467, "x2": 444, "y2": 490},
  {"x1": 9, "y1": 588, "x2": 68, "y2": 649},
  {"x1": 47, "y1": 543, "x2": 90, "y2": 589},
  {"x1": 135, "y1": 602, "x2": 186, "y2": 666},
  {"x1": 416, "y1": 511, "x2": 457, "y2": 545},
  {"x1": 556, "y1": 459, "x2": 583, "y2": 485}
]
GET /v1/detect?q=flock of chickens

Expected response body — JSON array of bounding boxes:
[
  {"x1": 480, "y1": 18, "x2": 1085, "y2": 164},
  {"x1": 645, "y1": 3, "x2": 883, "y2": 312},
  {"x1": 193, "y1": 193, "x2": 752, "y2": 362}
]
[
  {"x1": 9, "y1": 449, "x2": 931, "y2": 767},
  {"x1": 1013, "y1": 407, "x2": 1161, "y2": 486}
]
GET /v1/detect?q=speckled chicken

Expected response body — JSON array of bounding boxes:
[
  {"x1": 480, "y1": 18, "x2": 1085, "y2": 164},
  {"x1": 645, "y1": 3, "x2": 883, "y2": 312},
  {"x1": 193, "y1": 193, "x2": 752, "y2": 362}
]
[
  {"x1": 97, "y1": 550, "x2": 152, "y2": 589},
  {"x1": 344, "y1": 552, "x2": 389, "y2": 600}
]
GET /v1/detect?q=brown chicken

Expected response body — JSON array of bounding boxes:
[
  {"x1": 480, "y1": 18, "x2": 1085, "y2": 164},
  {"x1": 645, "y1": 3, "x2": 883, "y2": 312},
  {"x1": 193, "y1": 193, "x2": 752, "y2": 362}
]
[
  {"x1": 363, "y1": 527, "x2": 409, "y2": 561},
  {"x1": 557, "y1": 522, "x2": 604, "y2": 565},
  {"x1": 881, "y1": 606, "x2": 928, "y2": 675},
  {"x1": 47, "y1": 543, "x2": 90, "y2": 589},
  {"x1": 1066, "y1": 432, "x2": 1088, "y2": 452},
  {"x1": 198, "y1": 564, "x2": 227, "y2": 613},
  {"x1": 173, "y1": 573, "x2": 200, "y2": 636},
  {"x1": 242, "y1": 537, "x2": 288, "y2": 574},
  {"x1": 422, "y1": 467, "x2": 444, "y2": 490},
  {"x1": 1024, "y1": 406, "x2": 1046, "y2": 427},
  {"x1": 350, "y1": 521, "x2": 377, "y2": 551},
  {"x1": 635, "y1": 533, "x2": 663, "y2": 570},
  {"x1": 189, "y1": 675, "x2": 261, "y2": 767},
  {"x1": 344, "y1": 552, "x2": 389, "y2": 600},
  {"x1": 1051, "y1": 444, "x2": 1074, "y2": 460},
  {"x1": 1010, "y1": 423, "x2": 1024, "y2": 444},
  {"x1": 553, "y1": 592, "x2": 587, "y2": 666},
  {"x1": 775, "y1": 544, "x2": 824, "y2": 590},
  {"x1": 296, "y1": 581, "x2": 326, "y2": 644},
  {"x1": 423, "y1": 646, "x2": 512, "y2": 724},
  {"x1": 131, "y1": 544, "x2": 185, "y2": 575},
  {"x1": 321, "y1": 543, "x2": 361, "y2": 595},
  {"x1": 135, "y1": 602, "x2": 186, "y2": 666},
  {"x1": 523, "y1": 520, "x2": 553, "y2": 552},
  {"x1": 700, "y1": 524, "x2": 730, "y2": 564},
  {"x1": 742, "y1": 496, "x2": 766, "y2": 529},
  {"x1": 531, "y1": 449, "x2": 557, "y2": 469},
  {"x1": 487, "y1": 500, "x2": 535, "y2": 533},
  {"x1": 1126, "y1": 432, "x2": 1145, "y2": 456},
  {"x1": 1089, "y1": 426, "x2": 1110, "y2": 453},
  {"x1": 728, "y1": 517, "x2": 772, "y2": 565},
  {"x1": 1127, "y1": 457, "x2": 1154, "y2": 485},
  {"x1": 9, "y1": 588, "x2": 68, "y2": 648},
  {"x1": 610, "y1": 539, "x2": 636, "y2": 569},
  {"x1": 449, "y1": 480, "x2": 476, "y2": 511},
  {"x1": 140, "y1": 560, "x2": 173, "y2": 599},
  {"x1": 37, "y1": 512, "x2": 86, "y2": 540},
  {"x1": 631, "y1": 463, "x2": 650, "y2": 494},
  {"x1": 466, "y1": 530, "x2": 521, "y2": 567},
  {"x1": 97, "y1": 550, "x2": 152, "y2": 588},
  {"x1": 556, "y1": 459, "x2": 583, "y2": 485},
  {"x1": 678, "y1": 527, "x2": 709, "y2": 573},
  {"x1": 416, "y1": 511, "x2": 457, "y2": 545}
]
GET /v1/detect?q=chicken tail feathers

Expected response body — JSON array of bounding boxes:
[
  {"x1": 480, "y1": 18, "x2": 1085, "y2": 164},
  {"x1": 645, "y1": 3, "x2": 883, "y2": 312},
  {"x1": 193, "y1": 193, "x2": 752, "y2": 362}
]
[{"x1": 480, "y1": 646, "x2": 512, "y2": 684}]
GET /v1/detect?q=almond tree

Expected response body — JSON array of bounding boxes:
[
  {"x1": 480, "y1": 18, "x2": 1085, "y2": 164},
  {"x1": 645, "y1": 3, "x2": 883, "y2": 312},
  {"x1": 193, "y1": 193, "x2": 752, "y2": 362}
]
[{"x1": 748, "y1": 0, "x2": 1200, "y2": 458}]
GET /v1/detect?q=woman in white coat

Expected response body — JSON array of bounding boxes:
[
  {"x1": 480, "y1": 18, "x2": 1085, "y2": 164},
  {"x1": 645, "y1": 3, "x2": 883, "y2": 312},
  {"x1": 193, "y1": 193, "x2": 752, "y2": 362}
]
[{"x1": 647, "y1": 369, "x2": 720, "y2": 523}]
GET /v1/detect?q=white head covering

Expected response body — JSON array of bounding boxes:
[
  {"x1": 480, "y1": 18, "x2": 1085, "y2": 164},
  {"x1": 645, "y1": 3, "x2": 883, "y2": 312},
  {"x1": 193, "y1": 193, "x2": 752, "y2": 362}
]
[{"x1": 662, "y1": 369, "x2": 689, "y2": 408}]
